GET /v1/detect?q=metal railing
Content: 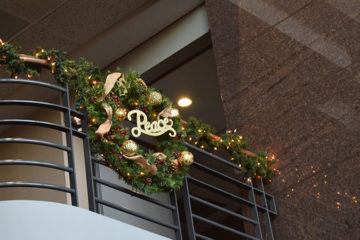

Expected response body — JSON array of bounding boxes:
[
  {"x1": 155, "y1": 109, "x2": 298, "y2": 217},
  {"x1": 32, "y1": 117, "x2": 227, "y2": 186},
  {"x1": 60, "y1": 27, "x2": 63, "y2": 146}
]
[
  {"x1": 0, "y1": 77, "x2": 276, "y2": 239},
  {"x1": 0, "y1": 77, "x2": 90, "y2": 206},
  {"x1": 181, "y1": 143, "x2": 277, "y2": 240},
  {"x1": 88, "y1": 153, "x2": 183, "y2": 240}
]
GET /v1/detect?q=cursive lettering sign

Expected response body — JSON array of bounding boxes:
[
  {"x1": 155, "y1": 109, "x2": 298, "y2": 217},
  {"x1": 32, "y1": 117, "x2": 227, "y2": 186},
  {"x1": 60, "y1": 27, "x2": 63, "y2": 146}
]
[{"x1": 127, "y1": 110, "x2": 176, "y2": 138}]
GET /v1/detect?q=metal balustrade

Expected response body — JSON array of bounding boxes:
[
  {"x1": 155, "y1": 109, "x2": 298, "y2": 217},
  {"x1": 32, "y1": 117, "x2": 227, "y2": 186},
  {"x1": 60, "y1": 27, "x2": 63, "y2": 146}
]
[
  {"x1": 0, "y1": 77, "x2": 85, "y2": 206},
  {"x1": 0, "y1": 76, "x2": 276, "y2": 240},
  {"x1": 180, "y1": 143, "x2": 277, "y2": 240}
]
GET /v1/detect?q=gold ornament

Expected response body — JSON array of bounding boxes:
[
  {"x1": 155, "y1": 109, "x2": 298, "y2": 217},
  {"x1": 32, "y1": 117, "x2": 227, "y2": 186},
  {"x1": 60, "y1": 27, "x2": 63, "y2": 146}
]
[
  {"x1": 149, "y1": 91, "x2": 162, "y2": 105},
  {"x1": 121, "y1": 140, "x2": 138, "y2": 157},
  {"x1": 178, "y1": 151, "x2": 194, "y2": 166},
  {"x1": 137, "y1": 78, "x2": 147, "y2": 90},
  {"x1": 114, "y1": 108, "x2": 127, "y2": 121}
]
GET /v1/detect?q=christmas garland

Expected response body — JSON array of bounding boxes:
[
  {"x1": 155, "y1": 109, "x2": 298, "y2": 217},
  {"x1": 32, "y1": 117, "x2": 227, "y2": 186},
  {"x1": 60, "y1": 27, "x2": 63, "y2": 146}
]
[{"x1": 0, "y1": 40, "x2": 275, "y2": 194}]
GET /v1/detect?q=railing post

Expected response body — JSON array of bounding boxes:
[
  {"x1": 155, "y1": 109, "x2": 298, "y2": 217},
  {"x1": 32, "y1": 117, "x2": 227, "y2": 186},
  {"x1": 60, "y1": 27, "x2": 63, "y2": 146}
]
[
  {"x1": 258, "y1": 178, "x2": 274, "y2": 240},
  {"x1": 171, "y1": 190, "x2": 183, "y2": 240},
  {"x1": 62, "y1": 83, "x2": 78, "y2": 206},
  {"x1": 182, "y1": 177, "x2": 196, "y2": 240},
  {"x1": 81, "y1": 109, "x2": 96, "y2": 212},
  {"x1": 247, "y1": 175, "x2": 263, "y2": 239}
]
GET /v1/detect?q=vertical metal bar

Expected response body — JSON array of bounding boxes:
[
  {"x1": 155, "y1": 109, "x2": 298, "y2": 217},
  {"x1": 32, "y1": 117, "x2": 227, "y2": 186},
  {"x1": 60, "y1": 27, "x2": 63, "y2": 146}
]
[
  {"x1": 258, "y1": 179, "x2": 274, "y2": 240},
  {"x1": 182, "y1": 177, "x2": 196, "y2": 240},
  {"x1": 247, "y1": 176, "x2": 263, "y2": 239},
  {"x1": 171, "y1": 190, "x2": 183, "y2": 240},
  {"x1": 94, "y1": 162, "x2": 104, "y2": 214},
  {"x1": 62, "y1": 83, "x2": 78, "y2": 206},
  {"x1": 81, "y1": 109, "x2": 96, "y2": 211}
]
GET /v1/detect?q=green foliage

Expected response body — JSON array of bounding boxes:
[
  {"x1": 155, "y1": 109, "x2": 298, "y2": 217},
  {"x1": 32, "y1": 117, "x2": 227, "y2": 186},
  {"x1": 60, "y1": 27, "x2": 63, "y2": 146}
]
[{"x1": 0, "y1": 41, "x2": 275, "y2": 194}]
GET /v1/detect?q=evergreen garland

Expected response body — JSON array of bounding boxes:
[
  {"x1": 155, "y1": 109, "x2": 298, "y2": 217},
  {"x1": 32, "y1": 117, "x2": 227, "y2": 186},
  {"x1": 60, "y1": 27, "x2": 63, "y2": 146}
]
[{"x1": 0, "y1": 40, "x2": 275, "y2": 194}]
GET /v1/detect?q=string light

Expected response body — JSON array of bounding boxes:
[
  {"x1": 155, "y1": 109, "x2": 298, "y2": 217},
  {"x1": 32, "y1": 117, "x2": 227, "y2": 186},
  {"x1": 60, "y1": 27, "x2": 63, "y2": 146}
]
[
  {"x1": 91, "y1": 118, "x2": 96, "y2": 124},
  {"x1": 0, "y1": 38, "x2": 3, "y2": 45},
  {"x1": 213, "y1": 147, "x2": 218, "y2": 151},
  {"x1": 197, "y1": 129, "x2": 203, "y2": 133},
  {"x1": 126, "y1": 172, "x2": 131, "y2": 177},
  {"x1": 230, "y1": 157, "x2": 235, "y2": 161},
  {"x1": 200, "y1": 145, "x2": 205, "y2": 149},
  {"x1": 27, "y1": 74, "x2": 32, "y2": 79},
  {"x1": 35, "y1": 53, "x2": 40, "y2": 58},
  {"x1": 139, "y1": 172, "x2": 145, "y2": 177}
]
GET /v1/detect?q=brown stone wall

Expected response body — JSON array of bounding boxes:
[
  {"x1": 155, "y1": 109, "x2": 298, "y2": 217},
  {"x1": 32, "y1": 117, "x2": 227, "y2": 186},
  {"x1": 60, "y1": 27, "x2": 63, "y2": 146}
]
[{"x1": 205, "y1": 0, "x2": 360, "y2": 239}]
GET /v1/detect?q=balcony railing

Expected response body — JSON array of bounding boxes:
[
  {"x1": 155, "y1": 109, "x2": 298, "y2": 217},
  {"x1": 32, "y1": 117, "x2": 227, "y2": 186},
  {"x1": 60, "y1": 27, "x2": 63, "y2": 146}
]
[{"x1": 0, "y1": 70, "x2": 276, "y2": 239}]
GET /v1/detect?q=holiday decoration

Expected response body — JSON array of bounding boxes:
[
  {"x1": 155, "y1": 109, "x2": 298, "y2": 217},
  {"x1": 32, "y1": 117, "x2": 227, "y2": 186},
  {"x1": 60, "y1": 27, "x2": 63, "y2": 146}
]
[
  {"x1": 0, "y1": 40, "x2": 275, "y2": 194},
  {"x1": 95, "y1": 103, "x2": 112, "y2": 139},
  {"x1": 114, "y1": 108, "x2": 127, "y2": 121},
  {"x1": 127, "y1": 109, "x2": 176, "y2": 137},
  {"x1": 137, "y1": 78, "x2": 147, "y2": 91},
  {"x1": 158, "y1": 106, "x2": 180, "y2": 120},
  {"x1": 124, "y1": 154, "x2": 157, "y2": 175},
  {"x1": 121, "y1": 140, "x2": 138, "y2": 157},
  {"x1": 178, "y1": 151, "x2": 194, "y2": 166},
  {"x1": 149, "y1": 91, "x2": 162, "y2": 105}
]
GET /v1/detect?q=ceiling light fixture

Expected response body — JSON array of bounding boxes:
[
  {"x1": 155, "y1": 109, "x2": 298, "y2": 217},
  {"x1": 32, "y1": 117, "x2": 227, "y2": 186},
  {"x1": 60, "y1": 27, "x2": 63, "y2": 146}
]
[{"x1": 178, "y1": 97, "x2": 192, "y2": 107}]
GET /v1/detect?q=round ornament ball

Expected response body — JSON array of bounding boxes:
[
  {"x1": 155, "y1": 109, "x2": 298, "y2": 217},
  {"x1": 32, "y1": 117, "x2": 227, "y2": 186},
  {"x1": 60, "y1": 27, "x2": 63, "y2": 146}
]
[
  {"x1": 178, "y1": 151, "x2": 194, "y2": 166},
  {"x1": 121, "y1": 140, "x2": 138, "y2": 157},
  {"x1": 149, "y1": 91, "x2": 162, "y2": 106},
  {"x1": 114, "y1": 108, "x2": 127, "y2": 121}
]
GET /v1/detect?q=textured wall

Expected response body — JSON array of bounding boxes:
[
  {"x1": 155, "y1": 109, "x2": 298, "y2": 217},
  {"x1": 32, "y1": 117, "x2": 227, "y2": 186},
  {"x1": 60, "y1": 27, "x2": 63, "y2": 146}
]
[{"x1": 205, "y1": 0, "x2": 360, "y2": 239}]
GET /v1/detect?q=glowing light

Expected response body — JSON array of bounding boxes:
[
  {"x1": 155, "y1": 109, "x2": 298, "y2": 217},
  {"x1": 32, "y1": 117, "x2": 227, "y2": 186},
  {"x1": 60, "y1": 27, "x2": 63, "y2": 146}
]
[{"x1": 177, "y1": 97, "x2": 192, "y2": 107}]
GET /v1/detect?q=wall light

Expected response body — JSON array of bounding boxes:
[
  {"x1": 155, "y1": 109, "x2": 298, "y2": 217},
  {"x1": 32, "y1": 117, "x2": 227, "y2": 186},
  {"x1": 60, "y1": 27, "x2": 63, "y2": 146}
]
[{"x1": 178, "y1": 97, "x2": 192, "y2": 107}]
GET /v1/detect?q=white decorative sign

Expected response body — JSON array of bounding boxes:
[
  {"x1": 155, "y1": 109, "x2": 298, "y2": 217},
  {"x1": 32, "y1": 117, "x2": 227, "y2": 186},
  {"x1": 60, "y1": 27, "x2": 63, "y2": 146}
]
[{"x1": 127, "y1": 110, "x2": 176, "y2": 138}]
